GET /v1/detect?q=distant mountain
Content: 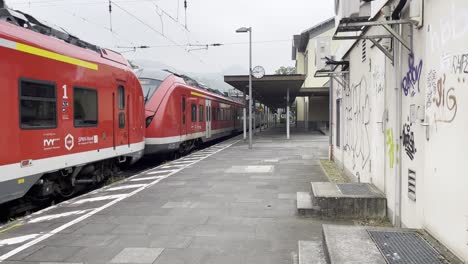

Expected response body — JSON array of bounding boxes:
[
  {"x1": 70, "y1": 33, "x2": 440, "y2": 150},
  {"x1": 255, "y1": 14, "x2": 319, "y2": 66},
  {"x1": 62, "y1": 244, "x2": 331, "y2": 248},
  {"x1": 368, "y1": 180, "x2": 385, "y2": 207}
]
[{"x1": 222, "y1": 64, "x2": 248, "y2": 75}]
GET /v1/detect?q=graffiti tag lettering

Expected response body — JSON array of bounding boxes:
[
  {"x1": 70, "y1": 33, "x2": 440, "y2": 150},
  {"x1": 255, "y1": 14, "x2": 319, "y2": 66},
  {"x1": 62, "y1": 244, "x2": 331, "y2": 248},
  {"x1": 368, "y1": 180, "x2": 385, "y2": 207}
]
[
  {"x1": 401, "y1": 53, "x2": 423, "y2": 97},
  {"x1": 433, "y1": 74, "x2": 458, "y2": 123},
  {"x1": 402, "y1": 122, "x2": 416, "y2": 160},
  {"x1": 343, "y1": 76, "x2": 371, "y2": 171},
  {"x1": 451, "y1": 54, "x2": 468, "y2": 74},
  {"x1": 426, "y1": 70, "x2": 437, "y2": 108}
]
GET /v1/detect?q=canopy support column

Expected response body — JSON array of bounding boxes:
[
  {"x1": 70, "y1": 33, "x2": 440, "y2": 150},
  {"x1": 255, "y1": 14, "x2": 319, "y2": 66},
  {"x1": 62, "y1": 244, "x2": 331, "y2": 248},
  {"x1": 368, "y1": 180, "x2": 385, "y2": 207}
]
[
  {"x1": 243, "y1": 87, "x2": 246, "y2": 140},
  {"x1": 287, "y1": 87, "x2": 290, "y2": 139}
]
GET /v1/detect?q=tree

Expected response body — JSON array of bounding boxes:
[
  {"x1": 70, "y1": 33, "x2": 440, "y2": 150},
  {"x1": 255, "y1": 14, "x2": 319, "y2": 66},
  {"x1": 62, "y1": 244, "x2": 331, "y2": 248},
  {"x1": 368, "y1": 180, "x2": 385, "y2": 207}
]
[{"x1": 275, "y1": 66, "x2": 296, "y2": 75}]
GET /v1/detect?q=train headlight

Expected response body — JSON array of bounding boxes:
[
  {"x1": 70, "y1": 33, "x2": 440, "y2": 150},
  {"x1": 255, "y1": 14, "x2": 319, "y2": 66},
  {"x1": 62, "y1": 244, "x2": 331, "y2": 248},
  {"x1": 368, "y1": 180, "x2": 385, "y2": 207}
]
[{"x1": 146, "y1": 116, "x2": 154, "y2": 128}]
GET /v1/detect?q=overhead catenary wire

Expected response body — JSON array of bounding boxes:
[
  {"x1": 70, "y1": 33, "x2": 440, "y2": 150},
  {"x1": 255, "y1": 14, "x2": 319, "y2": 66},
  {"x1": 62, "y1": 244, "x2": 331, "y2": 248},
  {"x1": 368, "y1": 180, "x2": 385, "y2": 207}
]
[
  {"x1": 44, "y1": 4, "x2": 135, "y2": 46},
  {"x1": 110, "y1": 1, "x2": 205, "y2": 64},
  {"x1": 116, "y1": 39, "x2": 292, "y2": 49}
]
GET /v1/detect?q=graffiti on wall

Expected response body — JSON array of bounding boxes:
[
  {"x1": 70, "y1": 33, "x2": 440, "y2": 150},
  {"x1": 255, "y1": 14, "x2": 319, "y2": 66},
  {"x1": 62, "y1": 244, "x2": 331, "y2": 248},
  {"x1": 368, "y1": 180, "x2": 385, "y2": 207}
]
[
  {"x1": 426, "y1": 70, "x2": 437, "y2": 108},
  {"x1": 433, "y1": 73, "x2": 458, "y2": 123},
  {"x1": 402, "y1": 53, "x2": 423, "y2": 97},
  {"x1": 450, "y1": 53, "x2": 468, "y2": 75},
  {"x1": 402, "y1": 121, "x2": 417, "y2": 160},
  {"x1": 343, "y1": 76, "x2": 371, "y2": 171},
  {"x1": 429, "y1": 3, "x2": 468, "y2": 52},
  {"x1": 386, "y1": 129, "x2": 395, "y2": 169},
  {"x1": 372, "y1": 64, "x2": 385, "y2": 94}
]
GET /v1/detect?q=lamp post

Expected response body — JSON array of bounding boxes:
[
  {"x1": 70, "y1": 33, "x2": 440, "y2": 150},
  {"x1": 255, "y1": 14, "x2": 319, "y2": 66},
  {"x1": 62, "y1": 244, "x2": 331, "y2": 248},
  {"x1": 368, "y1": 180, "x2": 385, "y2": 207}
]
[{"x1": 236, "y1": 27, "x2": 252, "y2": 149}]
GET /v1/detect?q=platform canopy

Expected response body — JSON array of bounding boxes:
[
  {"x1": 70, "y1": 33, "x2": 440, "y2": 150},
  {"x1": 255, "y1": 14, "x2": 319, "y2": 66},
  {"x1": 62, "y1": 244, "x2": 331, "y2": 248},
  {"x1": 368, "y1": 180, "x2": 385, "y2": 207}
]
[{"x1": 224, "y1": 74, "x2": 306, "y2": 109}]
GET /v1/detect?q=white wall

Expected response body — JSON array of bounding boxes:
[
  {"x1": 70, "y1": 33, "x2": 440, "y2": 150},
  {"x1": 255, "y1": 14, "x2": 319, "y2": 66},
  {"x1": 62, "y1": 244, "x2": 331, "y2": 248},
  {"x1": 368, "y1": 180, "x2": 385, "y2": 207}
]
[{"x1": 331, "y1": 0, "x2": 468, "y2": 261}]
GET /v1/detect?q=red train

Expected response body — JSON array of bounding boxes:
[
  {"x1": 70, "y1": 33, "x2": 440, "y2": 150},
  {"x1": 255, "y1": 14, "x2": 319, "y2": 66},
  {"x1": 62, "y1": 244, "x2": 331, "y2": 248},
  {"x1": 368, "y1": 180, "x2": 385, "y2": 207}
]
[
  {"x1": 136, "y1": 69, "x2": 243, "y2": 156},
  {"x1": 0, "y1": 8, "x2": 243, "y2": 205},
  {"x1": 0, "y1": 9, "x2": 145, "y2": 204}
]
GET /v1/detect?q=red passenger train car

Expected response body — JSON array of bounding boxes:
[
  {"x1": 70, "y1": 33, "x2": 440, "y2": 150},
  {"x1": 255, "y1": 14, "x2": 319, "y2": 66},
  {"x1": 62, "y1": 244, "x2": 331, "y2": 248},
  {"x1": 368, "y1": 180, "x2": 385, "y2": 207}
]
[
  {"x1": 135, "y1": 69, "x2": 243, "y2": 155},
  {"x1": 0, "y1": 9, "x2": 145, "y2": 204}
]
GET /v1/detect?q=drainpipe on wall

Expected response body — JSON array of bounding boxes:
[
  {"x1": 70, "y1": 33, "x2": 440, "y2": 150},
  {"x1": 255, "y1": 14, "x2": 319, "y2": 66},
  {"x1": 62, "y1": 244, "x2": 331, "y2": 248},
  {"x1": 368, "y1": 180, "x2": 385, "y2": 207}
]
[
  {"x1": 393, "y1": 0, "x2": 407, "y2": 228},
  {"x1": 329, "y1": 61, "x2": 334, "y2": 161}
]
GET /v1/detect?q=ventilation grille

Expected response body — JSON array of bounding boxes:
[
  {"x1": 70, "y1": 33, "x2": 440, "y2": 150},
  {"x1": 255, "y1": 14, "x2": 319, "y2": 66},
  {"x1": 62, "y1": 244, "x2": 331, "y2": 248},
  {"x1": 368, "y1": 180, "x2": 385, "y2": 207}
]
[
  {"x1": 408, "y1": 169, "x2": 416, "y2": 201},
  {"x1": 361, "y1": 40, "x2": 367, "y2": 62}
]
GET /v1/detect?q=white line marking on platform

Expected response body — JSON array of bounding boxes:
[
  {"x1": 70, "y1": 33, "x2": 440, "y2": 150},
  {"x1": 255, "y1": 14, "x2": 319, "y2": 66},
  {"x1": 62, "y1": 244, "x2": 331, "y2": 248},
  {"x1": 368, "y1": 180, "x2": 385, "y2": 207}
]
[
  {"x1": 28, "y1": 210, "x2": 92, "y2": 224},
  {"x1": 161, "y1": 164, "x2": 185, "y2": 169},
  {"x1": 170, "y1": 160, "x2": 195, "y2": 164},
  {"x1": 73, "y1": 194, "x2": 126, "y2": 205},
  {"x1": 147, "y1": 170, "x2": 176, "y2": 175},
  {"x1": 0, "y1": 140, "x2": 239, "y2": 262},
  {"x1": 0, "y1": 234, "x2": 40, "y2": 247},
  {"x1": 106, "y1": 184, "x2": 147, "y2": 191},
  {"x1": 130, "y1": 176, "x2": 164, "y2": 182}
]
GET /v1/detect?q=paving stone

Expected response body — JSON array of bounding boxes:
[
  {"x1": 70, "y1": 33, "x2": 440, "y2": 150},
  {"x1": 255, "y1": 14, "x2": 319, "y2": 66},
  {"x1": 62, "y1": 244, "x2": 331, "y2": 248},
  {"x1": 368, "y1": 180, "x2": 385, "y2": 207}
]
[
  {"x1": 1, "y1": 129, "x2": 340, "y2": 264},
  {"x1": 24, "y1": 246, "x2": 82, "y2": 262},
  {"x1": 110, "y1": 247, "x2": 164, "y2": 263}
]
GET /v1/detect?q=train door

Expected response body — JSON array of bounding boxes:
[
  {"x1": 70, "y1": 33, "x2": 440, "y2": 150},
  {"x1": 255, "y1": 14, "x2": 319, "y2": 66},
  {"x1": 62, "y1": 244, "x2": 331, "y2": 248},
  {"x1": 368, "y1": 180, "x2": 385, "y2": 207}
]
[
  {"x1": 181, "y1": 95, "x2": 187, "y2": 136},
  {"x1": 117, "y1": 85, "x2": 128, "y2": 146},
  {"x1": 205, "y1": 99, "x2": 211, "y2": 139}
]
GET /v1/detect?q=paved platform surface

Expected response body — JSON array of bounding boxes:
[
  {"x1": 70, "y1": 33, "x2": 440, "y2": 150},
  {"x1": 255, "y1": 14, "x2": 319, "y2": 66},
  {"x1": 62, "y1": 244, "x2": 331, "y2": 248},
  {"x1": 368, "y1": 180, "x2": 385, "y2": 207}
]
[{"x1": 0, "y1": 128, "x2": 342, "y2": 264}]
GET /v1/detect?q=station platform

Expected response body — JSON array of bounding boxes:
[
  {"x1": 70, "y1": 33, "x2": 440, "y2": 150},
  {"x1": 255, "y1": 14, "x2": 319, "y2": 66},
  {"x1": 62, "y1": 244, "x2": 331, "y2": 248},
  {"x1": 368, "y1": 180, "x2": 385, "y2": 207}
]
[{"x1": 0, "y1": 128, "x2": 340, "y2": 264}]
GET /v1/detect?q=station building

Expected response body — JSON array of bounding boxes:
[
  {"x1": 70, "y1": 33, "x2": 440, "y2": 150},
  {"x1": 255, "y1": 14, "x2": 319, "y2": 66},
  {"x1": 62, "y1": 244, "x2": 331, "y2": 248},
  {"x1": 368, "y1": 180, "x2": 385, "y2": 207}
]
[
  {"x1": 316, "y1": 0, "x2": 468, "y2": 261},
  {"x1": 292, "y1": 18, "x2": 335, "y2": 133}
]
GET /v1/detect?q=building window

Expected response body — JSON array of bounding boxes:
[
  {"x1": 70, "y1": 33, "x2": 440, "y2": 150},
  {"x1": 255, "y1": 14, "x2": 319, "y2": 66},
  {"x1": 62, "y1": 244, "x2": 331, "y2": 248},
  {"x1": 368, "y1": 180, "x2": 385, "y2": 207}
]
[
  {"x1": 199, "y1": 105, "x2": 204, "y2": 122},
  {"x1": 304, "y1": 52, "x2": 309, "y2": 75},
  {"x1": 74, "y1": 87, "x2": 98, "y2": 127},
  {"x1": 20, "y1": 79, "x2": 57, "y2": 129},
  {"x1": 191, "y1": 103, "x2": 197, "y2": 122},
  {"x1": 118, "y1": 85, "x2": 125, "y2": 110}
]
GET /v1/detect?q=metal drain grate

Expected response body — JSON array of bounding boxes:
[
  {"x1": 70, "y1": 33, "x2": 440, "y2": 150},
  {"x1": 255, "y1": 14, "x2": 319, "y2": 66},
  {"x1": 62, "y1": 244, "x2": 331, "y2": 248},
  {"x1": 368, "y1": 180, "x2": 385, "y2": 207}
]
[
  {"x1": 368, "y1": 231, "x2": 447, "y2": 264},
  {"x1": 337, "y1": 183, "x2": 375, "y2": 196}
]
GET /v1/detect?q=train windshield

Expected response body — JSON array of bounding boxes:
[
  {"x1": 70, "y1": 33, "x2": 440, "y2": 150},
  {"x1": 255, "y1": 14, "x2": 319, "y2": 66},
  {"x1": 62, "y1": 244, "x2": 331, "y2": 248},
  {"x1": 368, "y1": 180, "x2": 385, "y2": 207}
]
[{"x1": 139, "y1": 78, "x2": 163, "y2": 104}]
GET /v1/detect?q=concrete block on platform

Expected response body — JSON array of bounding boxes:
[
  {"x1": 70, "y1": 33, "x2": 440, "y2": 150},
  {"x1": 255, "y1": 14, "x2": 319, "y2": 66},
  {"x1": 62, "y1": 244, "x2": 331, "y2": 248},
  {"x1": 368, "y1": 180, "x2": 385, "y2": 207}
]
[
  {"x1": 311, "y1": 182, "x2": 387, "y2": 219},
  {"x1": 298, "y1": 240, "x2": 326, "y2": 264},
  {"x1": 322, "y1": 225, "x2": 386, "y2": 264}
]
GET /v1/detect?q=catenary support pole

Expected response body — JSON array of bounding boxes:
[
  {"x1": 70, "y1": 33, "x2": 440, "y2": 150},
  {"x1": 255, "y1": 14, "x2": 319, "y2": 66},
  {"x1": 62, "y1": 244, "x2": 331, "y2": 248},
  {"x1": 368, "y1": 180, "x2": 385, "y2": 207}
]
[{"x1": 243, "y1": 87, "x2": 246, "y2": 140}]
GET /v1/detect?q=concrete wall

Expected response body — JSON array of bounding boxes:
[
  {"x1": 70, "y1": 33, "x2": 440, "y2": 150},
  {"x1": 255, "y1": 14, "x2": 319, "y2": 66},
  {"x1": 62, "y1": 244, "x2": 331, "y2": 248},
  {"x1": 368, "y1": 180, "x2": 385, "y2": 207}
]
[{"x1": 331, "y1": 0, "x2": 468, "y2": 261}]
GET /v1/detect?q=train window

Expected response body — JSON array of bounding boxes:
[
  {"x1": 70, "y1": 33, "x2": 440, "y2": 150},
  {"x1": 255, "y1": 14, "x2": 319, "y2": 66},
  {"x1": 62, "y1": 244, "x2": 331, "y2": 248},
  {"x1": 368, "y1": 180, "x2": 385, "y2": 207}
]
[
  {"x1": 119, "y1": 112, "x2": 125, "y2": 128},
  {"x1": 74, "y1": 87, "x2": 98, "y2": 127},
  {"x1": 118, "y1": 85, "x2": 125, "y2": 110},
  {"x1": 212, "y1": 107, "x2": 216, "y2": 121},
  {"x1": 139, "y1": 78, "x2": 163, "y2": 104},
  {"x1": 191, "y1": 103, "x2": 197, "y2": 122},
  {"x1": 199, "y1": 105, "x2": 204, "y2": 122},
  {"x1": 19, "y1": 79, "x2": 57, "y2": 129}
]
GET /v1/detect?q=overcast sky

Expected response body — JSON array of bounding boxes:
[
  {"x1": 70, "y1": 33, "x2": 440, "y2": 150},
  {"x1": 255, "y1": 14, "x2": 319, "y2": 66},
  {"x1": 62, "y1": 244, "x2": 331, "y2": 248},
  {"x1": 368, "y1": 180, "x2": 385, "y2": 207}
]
[{"x1": 8, "y1": 0, "x2": 334, "y2": 75}]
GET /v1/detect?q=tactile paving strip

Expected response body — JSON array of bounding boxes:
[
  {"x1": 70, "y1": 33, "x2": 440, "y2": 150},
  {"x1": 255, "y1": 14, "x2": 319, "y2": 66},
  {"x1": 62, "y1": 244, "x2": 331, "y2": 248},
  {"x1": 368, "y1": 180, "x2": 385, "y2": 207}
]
[
  {"x1": 368, "y1": 230, "x2": 447, "y2": 264},
  {"x1": 337, "y1": 183, "x2": 375, "y2": 196}
]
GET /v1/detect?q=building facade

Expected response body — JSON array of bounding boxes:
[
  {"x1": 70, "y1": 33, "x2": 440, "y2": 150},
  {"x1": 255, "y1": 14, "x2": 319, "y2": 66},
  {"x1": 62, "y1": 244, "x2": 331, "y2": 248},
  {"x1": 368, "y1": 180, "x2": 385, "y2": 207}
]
[
  {"x1": 292, "y1": 18, "x2": 335, "y2": 131},
  {"x1": 329, "y1": 0, "x2": 468, "y2": 261}
]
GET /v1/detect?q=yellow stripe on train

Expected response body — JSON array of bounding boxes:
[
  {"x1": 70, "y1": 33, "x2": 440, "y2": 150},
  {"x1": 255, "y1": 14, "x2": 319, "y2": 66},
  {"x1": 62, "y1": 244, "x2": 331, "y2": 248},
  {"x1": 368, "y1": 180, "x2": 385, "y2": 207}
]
[{"x1": 16, "y1": 43, "x2": 98, "y2": 71}]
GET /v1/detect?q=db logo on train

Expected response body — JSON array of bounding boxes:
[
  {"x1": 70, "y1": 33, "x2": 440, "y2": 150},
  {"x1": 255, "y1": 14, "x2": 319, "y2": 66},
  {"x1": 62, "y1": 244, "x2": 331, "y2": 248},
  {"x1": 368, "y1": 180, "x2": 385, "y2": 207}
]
[{"x1": 65, "y1": 134, "x2": 74, "y2": 151}]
